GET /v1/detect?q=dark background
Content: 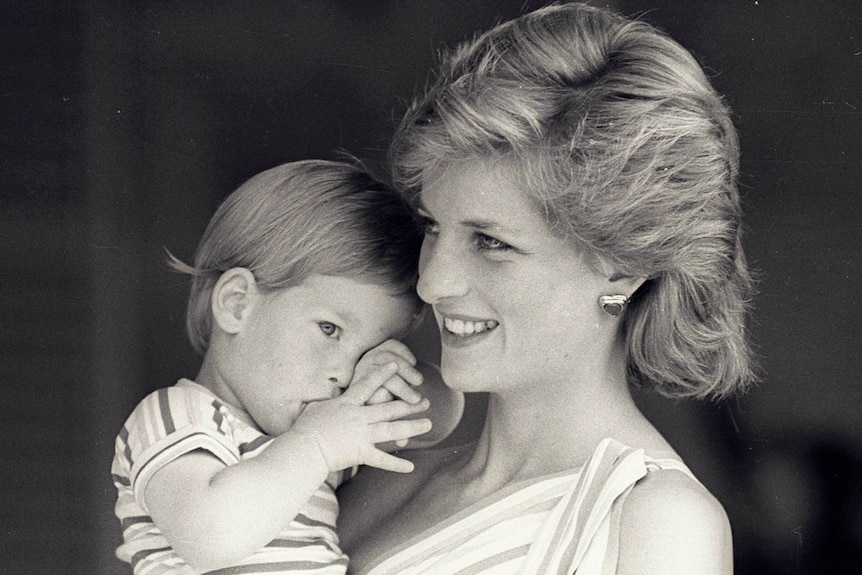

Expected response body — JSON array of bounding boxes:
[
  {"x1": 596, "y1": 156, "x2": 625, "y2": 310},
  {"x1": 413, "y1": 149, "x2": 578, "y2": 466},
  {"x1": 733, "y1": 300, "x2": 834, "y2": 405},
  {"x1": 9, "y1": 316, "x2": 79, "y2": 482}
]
[{"x1": 1, "y1": 1, "x2": 860, "y2": 573}]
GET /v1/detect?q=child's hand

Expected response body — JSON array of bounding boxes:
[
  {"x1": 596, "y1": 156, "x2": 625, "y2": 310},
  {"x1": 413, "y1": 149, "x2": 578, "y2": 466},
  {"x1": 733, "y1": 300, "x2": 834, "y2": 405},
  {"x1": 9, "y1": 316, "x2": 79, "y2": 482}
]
[
  {"x1": 354, "y1": 339, "x2": 423, "y2": 406},
  {"x1": 291, "y1": 361, "x2": 431, "y2": 473}
]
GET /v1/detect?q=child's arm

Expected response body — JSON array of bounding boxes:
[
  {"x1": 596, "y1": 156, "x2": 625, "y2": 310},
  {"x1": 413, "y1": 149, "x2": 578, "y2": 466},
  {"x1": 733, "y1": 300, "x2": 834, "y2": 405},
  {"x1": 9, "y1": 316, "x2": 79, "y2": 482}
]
[
  {"x1": 355, "y1": 340, "x2": 465, "y2": 451},
  {"x1": 144, "y1": 362, "x2": 431, "y2": 572}
]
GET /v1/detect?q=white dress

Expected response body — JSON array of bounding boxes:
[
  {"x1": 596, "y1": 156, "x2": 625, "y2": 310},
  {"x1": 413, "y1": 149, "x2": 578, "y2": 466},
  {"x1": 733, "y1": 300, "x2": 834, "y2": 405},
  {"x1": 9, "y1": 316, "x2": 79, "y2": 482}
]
[{"x1": 357, "y1": 438, "x2": 698, "y2": 575}]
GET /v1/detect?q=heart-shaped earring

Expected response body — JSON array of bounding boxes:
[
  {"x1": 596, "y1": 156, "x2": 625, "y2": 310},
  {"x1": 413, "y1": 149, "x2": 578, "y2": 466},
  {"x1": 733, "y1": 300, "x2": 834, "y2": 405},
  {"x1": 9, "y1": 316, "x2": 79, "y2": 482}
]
[{"x1": 599, "y1": 294, "x2": 629, "y2": 317}]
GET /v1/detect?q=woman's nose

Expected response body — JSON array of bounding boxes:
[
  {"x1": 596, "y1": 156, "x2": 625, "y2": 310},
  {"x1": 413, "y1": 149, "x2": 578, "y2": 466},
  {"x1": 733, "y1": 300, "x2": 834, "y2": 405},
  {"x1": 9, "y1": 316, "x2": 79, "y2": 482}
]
[{"x1": 417, "y1": 236, "x2": 468, "y2": 305}]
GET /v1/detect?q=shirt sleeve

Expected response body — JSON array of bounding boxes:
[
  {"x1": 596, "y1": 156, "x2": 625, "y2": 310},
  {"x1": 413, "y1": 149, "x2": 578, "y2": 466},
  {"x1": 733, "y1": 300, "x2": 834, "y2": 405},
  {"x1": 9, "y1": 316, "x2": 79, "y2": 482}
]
[{"x1": 116, "y1": 385, "x2": 241, "y2": 512}]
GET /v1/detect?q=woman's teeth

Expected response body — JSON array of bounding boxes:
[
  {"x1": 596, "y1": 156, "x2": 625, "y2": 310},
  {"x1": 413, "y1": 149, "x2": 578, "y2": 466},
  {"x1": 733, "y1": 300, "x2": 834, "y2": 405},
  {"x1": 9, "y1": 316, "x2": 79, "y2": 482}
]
[{"x1": 443, "y1": 317, "x2": 499, "y2": 336}]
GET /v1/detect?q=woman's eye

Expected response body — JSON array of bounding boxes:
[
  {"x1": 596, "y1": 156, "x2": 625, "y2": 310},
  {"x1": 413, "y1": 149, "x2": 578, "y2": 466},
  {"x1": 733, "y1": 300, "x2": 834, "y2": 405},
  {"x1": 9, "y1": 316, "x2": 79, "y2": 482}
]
[
  {"x1": 318, "y1": 322, "x2": 341, "y2": 338},
  {"x1": 475, "y1": 233, "x2": 512, "y2": 252}
]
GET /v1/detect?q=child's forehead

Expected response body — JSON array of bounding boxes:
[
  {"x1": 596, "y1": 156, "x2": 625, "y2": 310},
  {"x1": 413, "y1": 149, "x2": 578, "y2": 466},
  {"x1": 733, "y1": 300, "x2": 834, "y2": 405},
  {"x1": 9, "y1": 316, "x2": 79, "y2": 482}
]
[
  {"x1": 290, "y1": 275, "x2": 417, "y2": 323},
  {"x1": 296, "y1": 274, "x2": 407, "y2": 299}
]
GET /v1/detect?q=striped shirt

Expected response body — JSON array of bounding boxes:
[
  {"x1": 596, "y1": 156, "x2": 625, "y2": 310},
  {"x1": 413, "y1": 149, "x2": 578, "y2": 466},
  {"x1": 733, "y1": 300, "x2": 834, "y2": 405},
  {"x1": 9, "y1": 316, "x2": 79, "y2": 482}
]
[
  {"x1": 359, "y1": 438, "x2": 698, "y2": 575},
  {"x1": 112, "y1": 379, "x2": 350, "y2": 574}
]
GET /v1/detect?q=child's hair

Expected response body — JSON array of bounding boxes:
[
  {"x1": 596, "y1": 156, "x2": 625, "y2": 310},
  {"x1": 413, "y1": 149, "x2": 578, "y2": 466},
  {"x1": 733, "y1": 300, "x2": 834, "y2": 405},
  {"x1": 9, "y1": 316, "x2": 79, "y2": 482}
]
[{"x1": 169, "y1": 159, "x2": 424, "y2": 355}]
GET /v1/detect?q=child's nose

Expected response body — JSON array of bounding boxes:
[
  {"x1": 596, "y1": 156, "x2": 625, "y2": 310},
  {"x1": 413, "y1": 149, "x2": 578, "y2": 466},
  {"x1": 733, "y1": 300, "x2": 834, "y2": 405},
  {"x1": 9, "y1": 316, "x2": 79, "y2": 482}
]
[
  {"x1": 328, "y1": 376, "x2": 347, "y2": 389},
  {"x1": 328, "y1": 365, "x2": 354, "y2": 390}
]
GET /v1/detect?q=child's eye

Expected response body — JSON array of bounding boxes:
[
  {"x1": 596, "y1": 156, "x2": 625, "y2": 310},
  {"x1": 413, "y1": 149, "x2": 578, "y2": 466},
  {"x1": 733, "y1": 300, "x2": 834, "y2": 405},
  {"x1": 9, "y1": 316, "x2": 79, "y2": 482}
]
[
  {"x1": 474, "y1": 233, "x2": 512, "y2": 252},
  {"x1": 318, "y1": 322, "x2": 341, "y2": 339}
]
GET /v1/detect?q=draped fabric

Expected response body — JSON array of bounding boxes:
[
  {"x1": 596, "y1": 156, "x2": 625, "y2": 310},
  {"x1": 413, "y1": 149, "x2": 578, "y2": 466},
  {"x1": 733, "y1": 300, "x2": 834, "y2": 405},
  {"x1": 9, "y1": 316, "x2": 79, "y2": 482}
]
[{"x1": 359, "y1": 438, "x2": 696, "y2": 575}]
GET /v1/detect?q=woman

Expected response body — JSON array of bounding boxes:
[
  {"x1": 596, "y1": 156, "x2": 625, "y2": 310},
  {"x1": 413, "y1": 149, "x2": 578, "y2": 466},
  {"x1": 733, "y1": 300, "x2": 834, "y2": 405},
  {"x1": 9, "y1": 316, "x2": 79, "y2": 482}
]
[{"x1": 338, "y1": 3, "x2": 756, "y2": 573}]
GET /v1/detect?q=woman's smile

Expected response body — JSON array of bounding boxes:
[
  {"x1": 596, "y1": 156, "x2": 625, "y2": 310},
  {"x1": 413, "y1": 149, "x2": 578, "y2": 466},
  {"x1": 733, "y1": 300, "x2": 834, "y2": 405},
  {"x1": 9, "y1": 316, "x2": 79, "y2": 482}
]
[
  {"x1": 437, "y1": 311, "x2": 500, "y2": 348},
  {"x1": 442, "y1": 316, "x2": 499, "y2": 337}
]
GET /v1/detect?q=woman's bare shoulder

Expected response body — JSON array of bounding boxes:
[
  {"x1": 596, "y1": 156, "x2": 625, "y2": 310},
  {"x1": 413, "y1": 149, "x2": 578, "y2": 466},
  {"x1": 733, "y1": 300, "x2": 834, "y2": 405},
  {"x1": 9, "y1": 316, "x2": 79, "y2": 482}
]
[{"x1": 617, "y1": 468, "x2": 733, "y2": 575}]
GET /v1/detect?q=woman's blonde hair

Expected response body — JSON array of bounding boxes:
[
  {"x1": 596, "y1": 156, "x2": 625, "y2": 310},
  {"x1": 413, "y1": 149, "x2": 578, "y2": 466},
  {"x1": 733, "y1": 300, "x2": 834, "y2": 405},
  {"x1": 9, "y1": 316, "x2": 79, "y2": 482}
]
[
  {"x1": 170, "y1": 159, "x2": 423, "y2": 355},
  {"x1": 391, "y1": 2, "x2": 757, "y2": 399}
]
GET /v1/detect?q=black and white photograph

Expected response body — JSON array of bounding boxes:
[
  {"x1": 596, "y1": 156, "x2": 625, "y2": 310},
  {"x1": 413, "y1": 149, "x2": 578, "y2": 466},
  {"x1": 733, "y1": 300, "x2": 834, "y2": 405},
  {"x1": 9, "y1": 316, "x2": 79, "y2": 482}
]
[{"x1": 2, "y1": 1, "x2": 860, "y2": 573}]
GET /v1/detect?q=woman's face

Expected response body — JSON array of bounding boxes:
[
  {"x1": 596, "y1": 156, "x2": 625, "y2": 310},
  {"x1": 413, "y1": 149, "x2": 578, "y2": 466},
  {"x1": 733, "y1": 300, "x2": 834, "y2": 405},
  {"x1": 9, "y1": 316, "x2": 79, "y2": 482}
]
[{"x1": 416, "y1": 159, "x2": 616, "y2": 394}]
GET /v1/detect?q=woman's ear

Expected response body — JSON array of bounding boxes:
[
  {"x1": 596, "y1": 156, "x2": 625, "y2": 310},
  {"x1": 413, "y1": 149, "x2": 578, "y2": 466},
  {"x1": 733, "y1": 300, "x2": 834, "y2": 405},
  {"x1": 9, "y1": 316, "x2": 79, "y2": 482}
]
[
  {"x1": 608, "y1": 271, "x2": 648, "y2": 299},
  {"x1": 211, "y1": 267, "x2": 259, "y2": 334}
]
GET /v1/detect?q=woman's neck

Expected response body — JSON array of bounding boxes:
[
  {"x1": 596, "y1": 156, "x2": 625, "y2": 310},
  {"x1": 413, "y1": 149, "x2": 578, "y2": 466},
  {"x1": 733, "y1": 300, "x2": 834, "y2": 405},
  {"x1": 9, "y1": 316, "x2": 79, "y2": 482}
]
[{"x1": 453, "y1": 355, "x2": 652, "y2": 491}]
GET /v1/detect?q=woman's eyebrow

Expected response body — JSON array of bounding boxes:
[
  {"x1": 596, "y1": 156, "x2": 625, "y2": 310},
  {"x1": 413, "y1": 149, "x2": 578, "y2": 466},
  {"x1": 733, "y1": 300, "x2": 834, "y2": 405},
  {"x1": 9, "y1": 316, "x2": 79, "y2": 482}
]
[
  {"x1": 462, "y1": 218, "x2": 500, "y2": 231},
  {"x1": 416, "y1": 197, "x2": 514, "y2": 232}
]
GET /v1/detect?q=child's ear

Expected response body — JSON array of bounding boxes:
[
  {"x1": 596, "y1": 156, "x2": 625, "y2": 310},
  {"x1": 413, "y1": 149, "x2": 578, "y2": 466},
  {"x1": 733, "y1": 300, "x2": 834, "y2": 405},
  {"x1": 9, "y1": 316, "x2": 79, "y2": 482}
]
[{"x1": 211, "y1": 267, "x2": 259, "y2": 334}]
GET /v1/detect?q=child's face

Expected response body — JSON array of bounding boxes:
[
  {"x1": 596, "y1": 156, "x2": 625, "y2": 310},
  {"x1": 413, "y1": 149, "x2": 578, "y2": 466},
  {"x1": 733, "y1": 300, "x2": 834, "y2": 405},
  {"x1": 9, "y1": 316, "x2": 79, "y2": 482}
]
[{"x1": 218, "y1": 274, "x2": 418, "y2": 436}]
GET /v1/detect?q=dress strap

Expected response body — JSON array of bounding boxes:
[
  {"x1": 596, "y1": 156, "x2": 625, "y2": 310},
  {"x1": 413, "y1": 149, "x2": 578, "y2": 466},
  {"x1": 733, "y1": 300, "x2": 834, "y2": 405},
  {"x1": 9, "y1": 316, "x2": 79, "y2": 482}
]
[
  {"x1": 520, "y1": 438, "x2": 648, "y2": 574},
  {"x1": 644, "y1": 454, "x2": 701, "y2": 483},
  {"x1": 520, "y1": 439, "x2": 701, "y2": 574}
]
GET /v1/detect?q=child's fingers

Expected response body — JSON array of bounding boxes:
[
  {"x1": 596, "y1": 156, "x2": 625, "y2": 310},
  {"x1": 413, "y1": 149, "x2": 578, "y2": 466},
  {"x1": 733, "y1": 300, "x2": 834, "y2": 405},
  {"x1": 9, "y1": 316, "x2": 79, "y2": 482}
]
[
  {"x1": 357, "y1": 342, "x2": 422, "y2": 387},
  {"x1": 392, "y1": 360, "x2": 423, "y2": 387},
  {"x1": 360, "y1": 352, "x2": 423, "y2": 388},
  {"x1": 345, "y1": 360, "x2": 422, "y2": 406},
  {"x1": 382, "y1": 375, "x2": 422, "y2": 404},
  {"x1": 365, "y1": 387, "x2": 395, "y2": 405},
  {"x1": 365, "y1": 398, "x2": 429, "y2": 423},
  {"x1": 369, "y1": 417, "x2": 432, "y2": 445},
  {"x1": 362, "y1": 450, "x2": 415, "y2": 474},
  {"x1": 342, "y1": 362, "x2": 399, "y2": 405},
  {"x1": 368, "y1": 339, "x2": 417, "y2": 366}
]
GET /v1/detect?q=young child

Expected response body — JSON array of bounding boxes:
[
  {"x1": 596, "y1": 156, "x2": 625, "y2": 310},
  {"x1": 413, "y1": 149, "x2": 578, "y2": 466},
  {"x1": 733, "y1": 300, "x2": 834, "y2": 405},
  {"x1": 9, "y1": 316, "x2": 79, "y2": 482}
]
[{"x1": 111, "y1": 160, "x2": 463, "y2": 574}]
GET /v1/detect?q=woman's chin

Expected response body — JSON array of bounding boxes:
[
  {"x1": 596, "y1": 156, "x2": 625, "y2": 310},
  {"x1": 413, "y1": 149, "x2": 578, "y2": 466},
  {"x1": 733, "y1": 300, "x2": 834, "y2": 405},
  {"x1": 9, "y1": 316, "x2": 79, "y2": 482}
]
[{"x1": 439, "y1": 358, "x2": 493, "y2": 393}]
